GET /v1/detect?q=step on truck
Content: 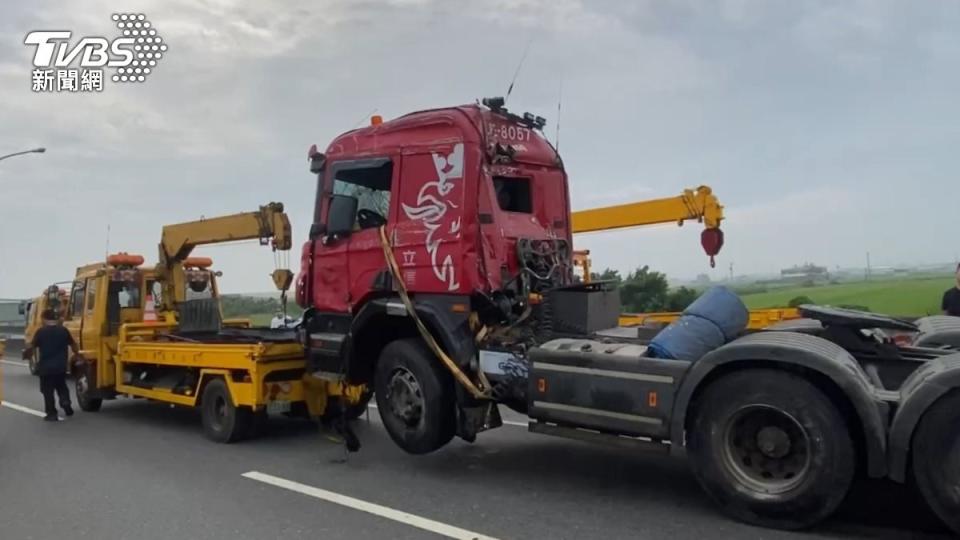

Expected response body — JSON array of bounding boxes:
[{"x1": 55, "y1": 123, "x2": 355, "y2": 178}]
[{"x1": 295, "y1": 98, "x2": 960, "y2": 533}]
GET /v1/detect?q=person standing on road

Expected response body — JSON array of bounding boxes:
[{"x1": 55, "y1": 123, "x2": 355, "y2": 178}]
[
  {"x1": 943, "y1": 264, "x2": 960, "y2": 317},
  {"x1": 21, "y1": 308, "x2": 80, "y2": 421}
]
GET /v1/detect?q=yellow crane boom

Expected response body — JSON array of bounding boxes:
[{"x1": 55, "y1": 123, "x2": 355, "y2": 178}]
[
  {"x1": 156, "y1": 202, "x2": 293, "y2": 312},
  {"x1": 571, "y1": 185, "x2": 723, "y2": 233},
  {"x1": 571, "y1": 186, "x2": 725, "y2": 281}
]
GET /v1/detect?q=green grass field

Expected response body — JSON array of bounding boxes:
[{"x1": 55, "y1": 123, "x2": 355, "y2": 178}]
[{"x1": 741, "y1": 276, "x2": 955, "y2": 316}]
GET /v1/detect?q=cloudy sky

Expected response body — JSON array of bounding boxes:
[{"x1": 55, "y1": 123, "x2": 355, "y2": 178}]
[{"x1": 0, "y1": 0, "x2": 957, "y2": 297}]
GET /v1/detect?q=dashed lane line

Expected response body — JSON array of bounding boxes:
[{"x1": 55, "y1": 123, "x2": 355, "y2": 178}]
[
  {"x1": 0, "y1": 400, "x2": 47, "y2": 418},
  {"x1": 0, "y1": 359, "x2": 29, "y2": 367},
  {"x1": 242, "y1": 471, "x2": 500, "y2": 540}
]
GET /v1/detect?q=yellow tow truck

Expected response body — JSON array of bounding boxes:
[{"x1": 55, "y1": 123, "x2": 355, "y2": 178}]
[
  {"x1": 64, "y1": 203, "x2": 367, "y2": 442},
  {"x1": 571, "y1": 186, "x2": 800, "y2": 329}
]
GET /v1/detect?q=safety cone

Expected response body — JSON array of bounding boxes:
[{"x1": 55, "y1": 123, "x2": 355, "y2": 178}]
[{"x1": 143, "y1": 294, "x2": 158, "y2": 324}]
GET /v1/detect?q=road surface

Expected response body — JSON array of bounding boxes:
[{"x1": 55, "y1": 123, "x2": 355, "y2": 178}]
[{"x1": 0, "y1": 344, "x2": 951, "y2": 540}]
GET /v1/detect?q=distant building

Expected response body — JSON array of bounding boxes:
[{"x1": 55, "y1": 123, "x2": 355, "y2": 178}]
[{"x1": 780, "y1": 263, "x2": 828, "y2": 278}]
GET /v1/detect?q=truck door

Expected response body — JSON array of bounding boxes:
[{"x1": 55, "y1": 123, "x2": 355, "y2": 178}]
[
  {"x1": 80, "y1": 277, "x2": 100, "y2": 352},
  {"x1": 392, "y1": 144, "x2": 465, "y2": 293},
  {"x1": 62, "y1": 280, "x2": 85, "y2": 349},
  {"x1": 309, "y1": 157, "x2": 397, "y2": 312},
  {"x1": 341, "y1": 158, "x2": 398, "y2": 306}
]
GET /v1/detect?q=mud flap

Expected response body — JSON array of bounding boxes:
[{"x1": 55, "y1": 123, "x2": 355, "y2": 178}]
[{"x1": 456, "y1": 400, "x2": 502, "y2": 442}]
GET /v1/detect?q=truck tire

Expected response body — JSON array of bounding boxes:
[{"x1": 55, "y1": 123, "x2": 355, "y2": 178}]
[
  {"x1": 687, "y1": 369, "x2": 855, "y2": 530},
  {"x1": 200, "y1": 378, "x2": 252, "y2": 443},
  {"x1": 911, "y1": 391, "x2": 960, "y2": 535},
  {"x1": 374, "y1": 338, "x2": 455, "y2": 454},
  {"x1": 75, "y1": 370, "x2": 102, "y2": 412}
]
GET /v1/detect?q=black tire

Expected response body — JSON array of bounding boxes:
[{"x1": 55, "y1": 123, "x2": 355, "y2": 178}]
[
  {"x1": 200, "y1": 378, "x2": 252, "y2": 443},
  {"x1": 374, "y1": 338, "x2": 455, "y2": 454},
  {"x1": 687, "y1": 369, "x2": 855, "y2": 530},
  {"x1": 911, "y1": 391, "x2": 960, "y2": 535},
  {"x1": 75, "y1": 369, "x2": 102, "y2": 412}
]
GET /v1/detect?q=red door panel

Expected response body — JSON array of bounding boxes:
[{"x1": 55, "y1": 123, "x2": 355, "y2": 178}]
[{"x1": 393, "y1": 143, "x2": 465, "y2": 294}]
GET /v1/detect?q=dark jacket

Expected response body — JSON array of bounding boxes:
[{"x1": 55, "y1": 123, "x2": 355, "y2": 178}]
[{"x1": 31, "y1": 325, "x2": 75, "y2": 376}]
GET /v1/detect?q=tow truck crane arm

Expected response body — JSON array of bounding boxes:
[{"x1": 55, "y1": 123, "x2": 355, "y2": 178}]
[
  {"x1": 571, "y1": 185, "x2": 725, "y2": 280},
  {"x1": 156, "y1": 202, "x2": 293, "y2": 312},
  {"x1": 571, "y1": 185, "x2": 723, "y2": 233}
]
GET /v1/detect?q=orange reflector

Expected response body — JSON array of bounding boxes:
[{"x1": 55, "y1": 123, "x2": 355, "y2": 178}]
[
  {"x1": 528, "y1": 293, "x2": 543, "y2": 305},
  {"x1": 183, "y1": 256, "x2": 213, "y2": 268},
  {"x1": 451, "y1": 303, "x2": 468, "y2": 313},
  {"x1": 371, "y1": 115, "x2": 383, "y2": 126},
  {"x1": 537, "y1": 378, "x2": 547, "y2": 393},
  {"x1": 106, "y1": 252, "x2": 145, "y2": 267},
  {"x1": 648, "y1": 391, "x2": 658, "y2": 408}
]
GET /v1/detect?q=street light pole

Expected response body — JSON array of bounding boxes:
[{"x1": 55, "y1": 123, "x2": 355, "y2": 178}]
[{"x1": 0, "y1": 147, "x2": 46, "y2": 162}]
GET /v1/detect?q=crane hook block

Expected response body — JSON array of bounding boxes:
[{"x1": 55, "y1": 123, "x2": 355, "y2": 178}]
[{"x1": 701, "y1": 228, "x2": 724, "y2": 267}]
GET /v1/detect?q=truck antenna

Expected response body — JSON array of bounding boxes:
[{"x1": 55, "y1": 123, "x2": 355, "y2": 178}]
[
  {"x1": 555, "y1": 77, "x2": 563, "y2": 151},
  {"x1": 505, "y1": 37, "x2": 534, "y2": 104},
  {"x1": 105, "y1": 223, "x2": 111, "y2": 258},
  {"x1": 352, "y1": 108, "x2": 379, "y2": 129}
]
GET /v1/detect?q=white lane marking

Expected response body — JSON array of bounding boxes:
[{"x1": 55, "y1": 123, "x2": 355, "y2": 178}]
[
  {"x1": 367, "y1": 403, "x2": 527, "y2": 428},
  {"x1": 1, "y1": 359, "x2": 29, "y2": 367},
  {"x1": 242, "y1": 471, "x2": 500, "y2": 540},
  {"x1": 1, "y1": 401, "x2": 47, "y2": 418}
]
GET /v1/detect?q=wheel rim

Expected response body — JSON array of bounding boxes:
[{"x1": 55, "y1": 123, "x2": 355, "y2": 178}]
[
  {"x1": 722, "y1": 405, "x2": 812, "y2": 494},
  {"x1": 386, "y1": 367, "x2": 424, "y2": 428},
  {"x1": 212, "y1": 395, "x2": 227, "y2": 430}
]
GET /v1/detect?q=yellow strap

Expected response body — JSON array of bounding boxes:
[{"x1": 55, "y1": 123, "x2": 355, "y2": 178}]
[{"x1": 378, "y1": 227, "x2": 490, "y2": 399}]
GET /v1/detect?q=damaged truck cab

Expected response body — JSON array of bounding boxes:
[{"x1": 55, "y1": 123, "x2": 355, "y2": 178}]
[{"x1": 297, "y1": 99, "x2": 575, "y2": 436}]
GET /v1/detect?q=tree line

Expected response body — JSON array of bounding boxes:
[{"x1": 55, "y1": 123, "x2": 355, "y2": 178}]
[
  {"x1": 591, "y1": 265, "x2": 700, "y2": 313},
  {"x1": 220, "y1": 295, "x2": 303, "y2": 319}
]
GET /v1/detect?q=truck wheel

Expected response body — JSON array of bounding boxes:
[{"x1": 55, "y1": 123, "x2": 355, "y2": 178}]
[
  {"x1": 374, "y1": 338, "x2": 455, "y2": 454},
  {"x1": 201, "y1": 378, "x2": 252, "y2": 443},
  {"x1": 911, "y1": 391, "x2": 960, "y2": 535},
  {"x1": 75, "y1": 370, "x2": 102, "y2": 412},
  {"x1": 688, "y1": 369, "x2": 854, "y2": 530}
]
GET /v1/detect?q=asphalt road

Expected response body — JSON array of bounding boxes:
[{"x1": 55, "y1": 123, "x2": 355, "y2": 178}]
[{"x1": 0, "y1": 345, "x2": 952, "y2": 540}]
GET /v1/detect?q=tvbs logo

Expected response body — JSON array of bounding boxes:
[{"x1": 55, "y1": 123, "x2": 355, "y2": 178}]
[{"x1": 25, "y1": 14, "x2": 167, "y2": 92}]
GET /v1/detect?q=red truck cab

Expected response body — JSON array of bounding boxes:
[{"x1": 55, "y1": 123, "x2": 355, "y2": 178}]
[{"x1": 298, "y1": 100, "x2": 571, "y2": 314}]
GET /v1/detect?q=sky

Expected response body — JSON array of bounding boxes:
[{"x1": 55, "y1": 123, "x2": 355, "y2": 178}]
[{"x1": 0, "y1": 0, "x2": 958, "y2": 298}]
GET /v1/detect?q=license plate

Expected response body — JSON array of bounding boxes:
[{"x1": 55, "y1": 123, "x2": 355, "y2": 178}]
[{"x1": 267, "y1": 400, "x2": 291, "y2": 414}]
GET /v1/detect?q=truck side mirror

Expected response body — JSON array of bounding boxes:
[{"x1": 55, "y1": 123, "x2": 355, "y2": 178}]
[{"x1": 327, "y1": 194, "x2": 358, "y2": 237}]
